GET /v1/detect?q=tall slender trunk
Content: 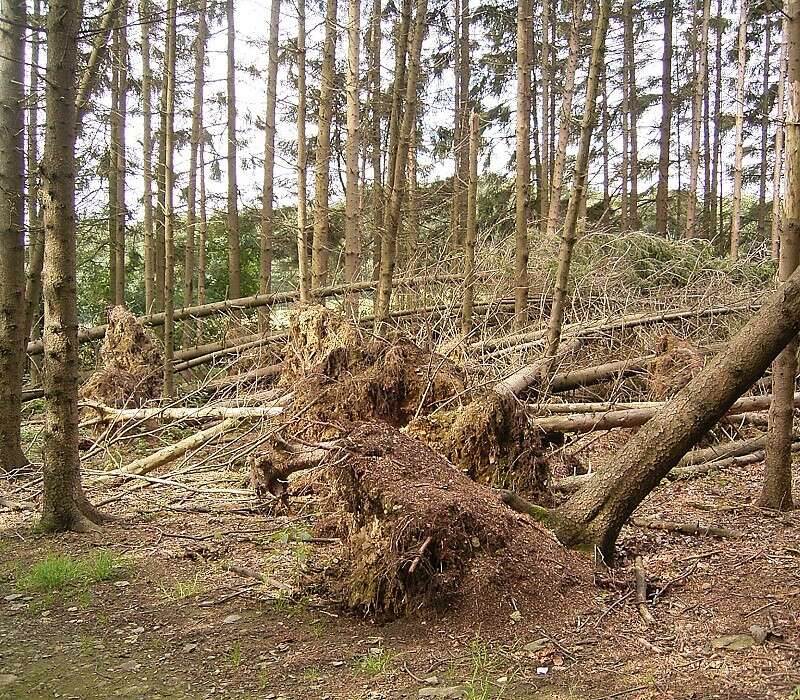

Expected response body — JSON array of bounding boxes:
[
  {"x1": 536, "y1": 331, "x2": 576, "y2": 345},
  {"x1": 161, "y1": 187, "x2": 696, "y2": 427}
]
[
  {"x1": 407, "y1": 122, "x2": 419, "y2": 259},
  {"x1": 344, "y1": 0, "x2": 361, "y2": 315},
  {"x1": 685, "y1": 0, "x2": 710, "y2": 239},
  {"x1": 185, "y1": 0, "x2": 206, "y2": 339},
  {"x1": 155, "y1": 64, "x2": 166, "y2": 312},
  {"x1": 369, "y1": 0, "x2": 382, "y2": 280},
  {"x1": 655, "y1": 0, "x2": 673, "y2": 237},
  {"x1": 260, "y1": 0, "x2": 281, "y2": 324},
  {"x1": 709, "y1": 0, "x2": 722, "y2": 247},
  {"x1": 513, "y1": 0, "x2": 531, "y2": 328},
  {"x1": 772, "y1": 20, "x2": 789, "y2": 260},
  {"x1": 162, "y1": 0, "x2": 176, "y2": 397},
  {"x1": 108, "y1": 38, "x2": 119, "y2": 304},
  {"x1": 374, "y1": 0, "x2": 428, "y2": 331},
  {"x1": 623, "y1": 0, "x2": 638, "y2": 229},
  {"x1": 730, "y1": 0, "x2": 748, "y2": 261},
  {"x1": 451, "y1": 0, "x2": 469, "y2": 248},
  {"x1": 226, "y1": 0, "x2": 241, "y2": 299},
  {"x1": 544, "y1": 0, "x2": 585, "y2": 241},
  {"x1": 539, "y1": 0, "x2": 551, "y2": 231},
  {"x1": 544, "y1": 0, "x2": 610, "y2": 365},
  {"x1": 296, "y1": 0, "x2": 310, "y2": 302},
  {"x1": 449, "y1": 0, "x2": 461, "y2": 249},
  {"x1": 39, "y1": 0, "x2": 104, "y2": 530},
  {"x1": 757, "y1": 20, "x2": 772, "y2": 242},
  {"x1": 621, "y1": 35, "x2": 630, "y2": 233},
  {"x1": 311, "y1": 0, "x2": 338, "y2": 290},
  {"x1": 462, "y1": 111, "x2": 478, "y2": 336},
  {"x1": 600, "y1": 62, "x2": 610, "y2": 220},
  {"x1": 196, "y1": 141, "x2": 208, "y2": 338},
  {"x1": 141, "y1": 0, "x2": 155, "y2": 312},
  {"x1": 114, "y1": 3, "x2": 127, "y2": 305},
  {"x1": 761, "y1": 6, "x2": 799, "y2": 511},
  {"x1": 0, "y1": 0, "x2": 28, "y2": 471},
  {"x1": 703, "y1": 45, "x2": 711, "y2": 237}
]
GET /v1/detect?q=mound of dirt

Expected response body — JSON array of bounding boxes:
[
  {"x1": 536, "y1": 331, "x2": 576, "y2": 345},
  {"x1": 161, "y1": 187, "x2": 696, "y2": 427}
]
[
  {"x1": 405, "y1": 392, "x2": 552, "y2": 501},
  {"x1": 80, "y1": 306, "x2": 163, "y2": 407},
  {"x1": 280, "y1": 306, "x2": 466, "y2": 431},
  {"x1": 319, "y1": 422, "x2": 591, "y2": 619},
  {"x1": 647, "y1": 334, "x2": 705, "y2": 400}
]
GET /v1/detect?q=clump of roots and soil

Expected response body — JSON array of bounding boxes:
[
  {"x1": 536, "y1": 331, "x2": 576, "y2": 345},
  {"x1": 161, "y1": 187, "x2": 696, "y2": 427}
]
[
  {"x1": 647, "y1": 334, "x2": 706, "y2": 400},
  {"x1": 80, "y1": 306, "x2": 164, "y2": 407}
]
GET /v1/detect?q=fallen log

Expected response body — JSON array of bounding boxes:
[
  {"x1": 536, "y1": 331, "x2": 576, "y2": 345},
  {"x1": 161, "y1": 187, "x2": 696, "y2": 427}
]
[
  {"x1": 28, "y1": 272, "x2": 488, "y2": 356},
  {"x1": 548, "y1": 353, "x2": 656, "y2": 393},
  {"x1": 92, "y1": 417, "x2": 240, "y2": 484},
  {"x1": 494, "y1": 338, "x2": 582, "y2": 397},
  {"x1": 22, "y1": 388, "x2": 44, "y2": 403},
  {"x1": 476, "y1": 303, "x2": 758, "y2": 358},
  {"x1": 530, "y1": 392, "x2": 800, "y2": 433},
  {"x1": 83, "y1": 403, "x2": 285, "y2": 424},
  {"x1": 668, "y1": 439, "x2": 800, "y2": 480}
]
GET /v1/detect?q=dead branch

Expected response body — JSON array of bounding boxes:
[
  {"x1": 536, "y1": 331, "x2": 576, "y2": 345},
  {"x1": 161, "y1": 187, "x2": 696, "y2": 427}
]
[
  {"x1": 634, "y1": 556, "x2": 655, "y2": 624},
  {"x1": 206, "y1": 365, "x2": 283, "y2": 392},
  {"x1": 82, "y1": 403, "x2": 286, "y2": 424}
]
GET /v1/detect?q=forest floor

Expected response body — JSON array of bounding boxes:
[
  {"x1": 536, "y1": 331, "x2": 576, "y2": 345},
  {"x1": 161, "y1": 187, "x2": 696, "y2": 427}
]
[{"x1": 2, "y1": 440, "x2": 800, "y2": 700}]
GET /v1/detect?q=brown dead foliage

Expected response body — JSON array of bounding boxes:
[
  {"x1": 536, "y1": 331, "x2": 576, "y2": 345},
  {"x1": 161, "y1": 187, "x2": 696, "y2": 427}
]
[
  {"x1": 80, "y1": 306, "x2": 163, "y2": 408},
  {"x1": 320, "y1": 422, "x2": 591, "y2": 619},
  {"x1": 647, "y1": 334, "x2": 705, "y2": 400}
]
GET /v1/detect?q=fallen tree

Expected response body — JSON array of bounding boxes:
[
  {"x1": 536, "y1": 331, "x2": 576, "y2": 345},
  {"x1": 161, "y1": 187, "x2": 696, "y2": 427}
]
[{"x1": 538, "y1": 265, "x2": 800, "y2": 560}]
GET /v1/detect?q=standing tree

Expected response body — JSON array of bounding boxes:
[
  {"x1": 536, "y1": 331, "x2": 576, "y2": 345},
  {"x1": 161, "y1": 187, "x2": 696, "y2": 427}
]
[
  {"x1": 296, "y1": 0, "x2": 310, "y2": 302},
  {"x1": 226, "y1": 0, "x2": 242, "y2": 299},
  {"x1": 0, "y1": 0, "x2": 27, "y2": 472},
  {"x1": 772, "y1": 19, "x2": 789, "y2": 260},
  {"x1": 344, "y1": 0, "x2": 361, "y2": 315},
  {"x1": 140, "y1": 0, "x2": 155, "y2": 311},
  {"x1": 461, "y1": 111, "x2": 479, "y2": 336},
  {"x1": 730, "y1": 0, "x2": 748, "y2": 261},
  {"x1": 761, "y1": 5, "x2": 798, "y2": 511},
  {"x1": 655, "y1": 0, "x2": 673, "y2": 237},
  {"x1": 368, "y1": 0, "x2": 383, "y2": 279}
]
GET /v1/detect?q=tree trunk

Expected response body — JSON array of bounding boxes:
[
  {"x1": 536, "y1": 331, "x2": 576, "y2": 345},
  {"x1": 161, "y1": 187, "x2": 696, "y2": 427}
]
[
  {"x1": 374, "y1": 0, "x2": 428, "y2": 331},
  {"x1": 730, "y1": 0, "x2": 748, "y2": 261},
  {"x1": 709, "y1": 0, "x2": 722, "y2": 247},
  {"x1": 761, "y1": 5, "x2": 799, "y2": 511},
  {"x1": 623, "y1": 0, "x2": 638, "y2": 230},
  {"x1": 772, "y1": 20, "x2": 789, "y2": 261},
  {"x1": 259, "y1": 0, "x2": 281, "y2": 327},
  {"x1": 544, "y1": 0, "x2": 585, "y2": 242},
  {"x1": 140, "y1": 0, "x2": 155, "y2": 312},
  {"x1": 462, "y1": 112, "x2": 478, "y2": 336},
  {"x1": 155, "y1": 63, "x2": 166, "y2": 312},
  {"x1": 108, "y1": 35, "x2": 118, "y2": 305},
  {"x1": 513, "y1": 0, "x2": 531, "y2": 328},
  {"x1": 620, "y1": 23, "x2": 630, "y2": 233},
  {"x1": 655, "y1": 0, "x2": 673, "y2": 237},
  {"x1": 758, "y1": 19, "x2": 772, "y2": 243},
  {"x1": 600, "y1": 62, "x2": 609, "y2": 219},
  {"x1": 114, "y1": 4, "x2": 127, "y2": 305},
  {"x1": 185, "y1": 0, "x2": 206, "y2": 342},
  {"x1": 539, "y1": 0, "x2": 551, "y2": 230},
  {"x1": 553, "y1": 258, "x2": 800, "y2": 558},
  {"x1": 452, "y1": 0, "x2": 470, "y2": 249},
  {"x1": 0, "y1": 0, "x2": 27, "y2": 472},
  {"x1": 543, "y1": 0, "x2": 610, "y2": 365},
  {"x1": 296, "y1": 0, "x2": 310, "y2": 303},
  {"x1": 369, "y1": 0, "x2": 383, "y2": 280},
  {"x1": 311, "y1": 0, "x2": 338, "y2": 290},
  {"x1": 226, "y1": 0, "x2": 241, "y2": 299},
  {"x1": 39, "y1": 0, "x2": 104, "y2": 530},
  {"x1": 162, "y1": 0, "x2": 177, "y2": 398},
  {"x1": 344, "y1": 0, "x2": 361, "y2": 315},
  {"x1": 196, "y1": 139, "x2": 208, "y2": 339},
  {"x1": 685, "y1": 0, "x2": 710, "y2": 239}
]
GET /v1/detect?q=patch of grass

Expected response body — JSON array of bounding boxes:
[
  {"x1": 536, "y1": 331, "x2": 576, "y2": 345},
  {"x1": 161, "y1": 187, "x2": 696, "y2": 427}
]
[
  {"x1": 358, "y1": 647, "x2": 393, "y2": 676},
  {"x1": 789, "y1": 686, "x2": 800, "y2": 700},
  {"x1": 301, "y1": 665, "x2": 322, "y2": 681},
  {"x1": 229, "y1": 642, "x2": 243, "y2": 669},
  {"x1": 257, "y1": 669, "x2": 270, "y2": 691},
  {"x1": 159, "y1": 574, "x2": 203, "y2": 601},
  {"x1": 16, "y1": 551, "x2": 126, "y2": 593},
  {"x1": 268, "y1": 525, "x2": 313, "y2": 544},
  {"x1": 464, "y1": 639, "x2": 502, "y2": 700}
]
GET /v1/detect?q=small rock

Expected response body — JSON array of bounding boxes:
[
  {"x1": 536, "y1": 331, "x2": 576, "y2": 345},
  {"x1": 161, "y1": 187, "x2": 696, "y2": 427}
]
[
  {"x1": 509, "y1": 610, "x2": 522, "y2": 622},
  {"x1": 131, "y1": 626, "x2": 145, "y2": 634},
  {"x1": 118, "y1": 661, "x2": 142, "y2": 672},
  {"x1": 496, "y1": 676, "x2": 508, "y2": 684},
  {"x1": 3, "y1": 594, "x2": 23, "y2": 602},
  {"x1": 711, "y1": 634, "x2": 756, "y2": 651},
  {"x1": 66, "y1": 607, "x2": 78, "y2": 613},
  {"x1": 222, "y1": 614, "x2": 241, "y2": 625},
  {"x1": 182, "y1": 643, "x2": 198, "y2": 653},
  {"x1": 748, "y1": 625, "x2": 769, "y2": 644},
  {"x1": 9, "y1": 604, "x2": 25, "y2": 612},
  {"x1": 524, "y1": 638, "x2": 550, "y2": 653},
  {"x1": 114, "y1": 580, "x2": 131, "y2": 588},
  {"x1": 423, "y1": 676, "x2": 439, "y2": 685}
]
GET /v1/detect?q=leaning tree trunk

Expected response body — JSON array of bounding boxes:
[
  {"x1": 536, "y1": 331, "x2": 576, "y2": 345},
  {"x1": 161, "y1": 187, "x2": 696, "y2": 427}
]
[
  {"x1": 39, "y1": 0, "x2": 105, "y2": 530},
  {"x1": 543, "y1": 0, "x2": 610, "y2": 366},
  {"x1": 655, "y1": 0, "x2": 673, "y2": 237},
  {"x1": 730, "y1": 0, "x2": 748, "y2": 262},
  {"x1": 226, "y1": 0, "x2": 241, "y2": 300},
  {"x1": 0, "y1": 0, "x2": 28, "y2": 472},
  {"x1": 772, "y1": 20, "x2": 789, "y2": 261},
  {"x1": 553, "y1": 273, "x2": 800, "y2": 559},
  {"x1": 311, "y1": 0, "x2": 338, "y2": 290},
  {"x1": 260, "y1": 0, "x2": 281, "y2": 326},
  {"x1": 761, "y1": 5, "x2": 799, "y2": 511},
  {"x1": 513, "y1": 0, "x2": 531, "y2": 328},
  {"x1": 343, "y1": 0, "x2": 361, "y2": 316}
]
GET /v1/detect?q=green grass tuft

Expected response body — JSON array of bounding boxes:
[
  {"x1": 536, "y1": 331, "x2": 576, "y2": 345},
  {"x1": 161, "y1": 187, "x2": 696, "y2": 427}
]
[{"x1": 16, "y1": 550, "x2": 127, "y2": 593}]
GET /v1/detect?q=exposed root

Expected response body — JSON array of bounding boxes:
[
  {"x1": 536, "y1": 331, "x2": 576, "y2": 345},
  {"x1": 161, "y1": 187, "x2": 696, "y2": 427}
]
[{"x1": 647, "y1": 334, "x2": 705, "y2": 400}]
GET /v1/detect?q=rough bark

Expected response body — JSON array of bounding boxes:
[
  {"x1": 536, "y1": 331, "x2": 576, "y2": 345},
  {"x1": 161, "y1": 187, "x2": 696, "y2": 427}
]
[
  {"x1": 772, "y1": 20, "x2": 789, "y2": 261},
  {"x1": 709, "y1": 0, "x2": 722, "y2": 247},
  {"x1": 311, "y1": 0, "x2": 338, "y2": 290},
  {"x1": 655, "y1": 0, "x2": 673, "y2": 237},
  {"x1": 552, "y1": 265, "x2": 800, "y2": 559},
  {"x1": 730, "y1": 0, "x2": 747, "y2": 261},
  {"x1": 260, "y1": 0, "x2": 281, "y2": 326},
  {"x1": 761, "y1": 4, "x2": 800, "y2": 511},
  {"x1": 462, "y1": 112, "x2": 479, "y2": 336},
  {"x1": 513, "y1": 0, "x2": 531, "y2": 328},
  {"x1": 623, "y1": 0, "x2": 638, "y2": 229},
  {"x1": 114, "y1": 5, "x2": 127, "y2": 305},
  {"x1": 39, "y1": 0, "x2": 105, "y2": 530},
  {"x1": 0, "y1": 0, "x2": 27, "y2": 471},
  {"x1": 539, "y1": 0, "x2": 551, "y2": 230},
  {"x1": 197, "y1": 139, "x2": 208, "y2": 336},
  {"x1": 543, "y1": 0, "x2": 610, "y2": 365},
  {"x1": 296, "y1": 0, "x2": 310, "y2": 303},
  {"x1": 140, "y1": 0, "x2": 155, "y2": 312},
  {"x1": 757, "y1": 20, "x2": 772, "y2": 243},
  {"x1": 226, "y1": 0, "x2": 241, "y2": 299},
  {"x1": 369, "y1": 0, "x2": 383, "y2": 280},
  {"x1": 344, "y1": 0, "x2": 361, "y2": 315}
]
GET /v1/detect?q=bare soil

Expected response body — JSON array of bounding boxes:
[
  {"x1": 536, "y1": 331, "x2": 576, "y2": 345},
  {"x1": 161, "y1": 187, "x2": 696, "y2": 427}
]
[{"x1": 2, "y1": 446, "x2": 800, "y2": 699}]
